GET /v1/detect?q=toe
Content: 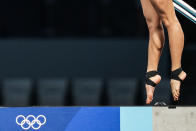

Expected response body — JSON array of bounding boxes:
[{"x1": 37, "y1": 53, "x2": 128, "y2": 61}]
[
  {"x1": 146, "y1": 98, "x2": 150, "y2": 104},
  {"x1": 171, "y1": 80, "x2": 181, "y2": 101},
  {"x1": 146, "y1": 85, "x2": 154, "y2": 104},
  {"x1": 146, "y1": 95, "x2": 153, "y2": 104},
  {"x1": 176, "y1": 85, "x2": 180, "y2": 92},
  {"x1": 146, "y1": 93, "x2": 153, "y2": 104},
  {"x1": 172, "y1": 89, "x2": 178, "y2": 101}
]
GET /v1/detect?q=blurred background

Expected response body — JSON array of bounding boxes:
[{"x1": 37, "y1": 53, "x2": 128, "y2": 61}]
[{"x1": 0, "y1": 0, "x2": 195, "y2": 106}]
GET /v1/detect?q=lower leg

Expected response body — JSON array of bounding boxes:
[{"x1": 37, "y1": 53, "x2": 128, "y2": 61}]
[
  {"x1": 140, "y1": 0, "x2": 165, "y2": 104},
  {"x1": 160, "y1": 4, "x2": 187, "y2": 101},
  {"x1": 146, "y1": 22, "x2": 165, "y2": 104},
  {"x1": 150, "y1": 0, "x2": 187, "y2": 100},
  {"x1": 150, "y1": 0, "x2": 184, "y2": 70},
  {"x1": 167, "y1": 19, "x2": 184, "y2": 71},
  {"x1": 147, "y1": 22, "x2": 165, "y2": 72}
]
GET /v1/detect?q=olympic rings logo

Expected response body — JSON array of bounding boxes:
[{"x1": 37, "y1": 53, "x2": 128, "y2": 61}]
[{"x1": 16, "y1": 115, "x2": 46, "y2": 130}]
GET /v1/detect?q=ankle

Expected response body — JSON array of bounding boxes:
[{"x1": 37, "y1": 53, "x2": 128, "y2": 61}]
[
  {"x1": 179, "y1": 71, "x2": 187, "y2": 81},
  {"x1": 150, "y1": 75, "x2": 161, "y2": 84},
  {"x1": 171, "y1": 66, "x2": 181, "y2": 71},
  {"x1": 147, "y1": 68, "x2": 158, "y2": 72}
]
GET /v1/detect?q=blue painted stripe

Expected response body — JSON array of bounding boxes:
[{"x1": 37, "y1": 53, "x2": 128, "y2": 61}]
[
  {"x1": 65, "y1": 107, "x2": 120, "y2": 131},
  {"x1": 0, "y1": 107, "x2": 120, "y2": 131},
  {"x1": 120, "y1": 107, "x2": 152, "y2": 131},
  {"x1": 175, "y1": 7, "x2": 196, "y2": 24},
  {"x1": 174, "y1": 0, "x2": 196, "y2": 17}
]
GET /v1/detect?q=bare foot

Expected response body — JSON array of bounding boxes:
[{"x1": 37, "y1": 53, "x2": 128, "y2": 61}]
[
  {"x1": 170, "y1": 71, "x2": 187, "y2": 101},
  {"x1": 146, "y1": 75, "x2": 161, "y2": 104}
]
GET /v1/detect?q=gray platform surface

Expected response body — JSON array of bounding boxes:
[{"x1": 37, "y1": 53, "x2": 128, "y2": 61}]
[{"x1": 153, "y1": 107, "x2": 196, "y2": 131}]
